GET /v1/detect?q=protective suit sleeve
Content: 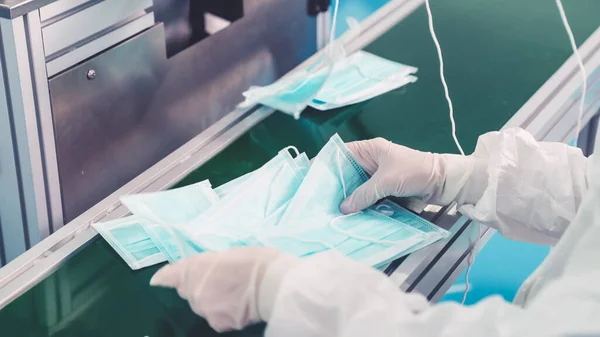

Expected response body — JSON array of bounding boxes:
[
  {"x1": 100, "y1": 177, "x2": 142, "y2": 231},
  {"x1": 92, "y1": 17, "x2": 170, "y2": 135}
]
[
  {"x1": 264, "y1": 251, "x2": 600, "y2": 337},
  {"x1": 454, "y1": 128, "x2": 589, "y2": 245}
]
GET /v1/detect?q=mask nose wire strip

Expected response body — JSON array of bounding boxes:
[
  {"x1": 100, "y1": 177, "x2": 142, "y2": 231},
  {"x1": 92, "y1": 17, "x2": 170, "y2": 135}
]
[
  {"x1": 556, "y1": 0, "x2": 587, "y2": 144},
  {"x1": 424, "y1": 0, "x2": 465, "y2": 156}
]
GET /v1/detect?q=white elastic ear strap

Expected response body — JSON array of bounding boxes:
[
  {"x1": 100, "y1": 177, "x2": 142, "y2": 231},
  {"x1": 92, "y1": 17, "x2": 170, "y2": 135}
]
[
  {"x1": 555, "y1": 0, "x2": 587, "y2": 144},
  {"x1": 425, "y1": 0, "x2": 464, "y2": 156}
]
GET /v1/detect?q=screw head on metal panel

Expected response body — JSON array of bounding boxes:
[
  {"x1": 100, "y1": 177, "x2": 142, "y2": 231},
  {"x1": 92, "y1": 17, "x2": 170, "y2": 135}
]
[{"x1": 86, "y1": 69, "x2": 96, "y2": 80}]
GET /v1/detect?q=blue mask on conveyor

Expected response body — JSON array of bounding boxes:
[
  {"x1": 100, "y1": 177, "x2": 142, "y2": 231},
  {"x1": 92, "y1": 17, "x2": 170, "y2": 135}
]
[
  {"x1": 373, "y1": 200, "x2": 450, "y2": 258},
  {"x1": 309, "y1": 51, "x2": 418, "y2": 111},
  {"x1": 122, "y1": 180, "x2": 220, "y2": 264},
  {"x1": 254, "y1": 209, "x2": 426, "y2": 266},
  {"x1": 93, "y1": 181, "x2": 220, "y2": 269},
  {"x1": 239, "y1": 45, "x2": 342, "y2": 119},
  {"x1": 121, "y1": 180, "x2": 219, "y2": 224},
  {"x1": 171, "y1": 148, "x2": 311, "y2": 258},
  {"x1": 93, "y1": 216, "x2": 167, "y2": 270}
]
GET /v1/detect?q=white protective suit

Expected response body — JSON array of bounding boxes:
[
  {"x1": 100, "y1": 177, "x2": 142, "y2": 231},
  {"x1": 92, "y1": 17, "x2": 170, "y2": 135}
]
[{"x1": 259, "y1": 127, "x2": 600, "y2": 337}]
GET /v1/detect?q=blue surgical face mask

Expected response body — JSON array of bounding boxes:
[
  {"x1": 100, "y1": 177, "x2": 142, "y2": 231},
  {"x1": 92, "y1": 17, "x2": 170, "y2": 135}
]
[
  {"x1": 117, "y1": 180, "x2": 220, "y2": 264},
  {"x1": 213, "y1": 154, "x2": 310, "y2": 199},
  {"x1": 238, "y1": 46, "x2": 342, "y2": 119},
  {"x1": 254, "y1": 209, "x2": 426, "y2": 266},
  {"x1": 121, "y1": 180, "x2": 219, "y2": 224},
  {"x1": 309, "y1": 51, "x2": 418, "y2": 111},
  {"x1": 372, "y1": 200, "x2": 450, "y2": 258},
  {"x1": 253, "y1": 134, "x2": 431, "y2": 267},
  {"x1": 277, "y1": 134, "x2": 367, "y2": 227},
  {"x1": 94, "y1": 181, "x2": 220, "y2": 269},
  {"x1": 173, "y1": 147, "x2": 311, "y2": 256},
  {"x1": 93, "y1": 216, "x2": 167, "y2": 270}
]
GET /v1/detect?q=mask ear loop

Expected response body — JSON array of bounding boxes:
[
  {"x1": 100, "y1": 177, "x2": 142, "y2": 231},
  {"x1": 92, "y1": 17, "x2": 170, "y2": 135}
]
[
  {"x1": 251, "y1": 0, "x2": 343, "y2": 100},
  {"x1": 261, "y1": 146, "x2": 300, "y2": 218},
  {"x1": 319, "y1": 66, "x2": 415, "y2": 104},
  {"x1": 555, "y1": 0, "x2": 587, "y2": 144},
  {"x1": 461, "y1": 225, "x2": 482, "y2": 305},
  {"x1": 284, "y1": 146, "x2": 300, "y2": 158}
]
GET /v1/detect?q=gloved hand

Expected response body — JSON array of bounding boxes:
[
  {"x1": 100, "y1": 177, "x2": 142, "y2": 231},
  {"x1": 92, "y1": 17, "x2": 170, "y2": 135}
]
[
  {"x1": 341, "y1": 138, "x2": 485, "y2": 214},
  {"x1": 150, "y1": 247, "x2": 299, "y2": 332}
]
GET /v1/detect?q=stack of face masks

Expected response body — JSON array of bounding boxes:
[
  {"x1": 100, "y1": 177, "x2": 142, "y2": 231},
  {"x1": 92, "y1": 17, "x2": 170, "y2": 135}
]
[
  {"x1": 238, "y1": 50, "x2": 418, "y2": 119},
  {"x1": 94, "y1": 134, "x2": 448, "y2": 270}
]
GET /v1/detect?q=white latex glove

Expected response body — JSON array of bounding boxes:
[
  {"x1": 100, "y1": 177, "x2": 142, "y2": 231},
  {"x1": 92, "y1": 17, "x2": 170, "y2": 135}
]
[
  {"x1": 150, "y1": 247, "x2": 298, "y2": 332},
  {"x1": 341, "y1": 138, "x2": 486, "y2": 214}
]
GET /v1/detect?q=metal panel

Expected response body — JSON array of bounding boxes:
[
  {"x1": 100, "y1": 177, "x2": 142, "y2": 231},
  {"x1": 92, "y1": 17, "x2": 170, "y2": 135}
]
[
  {"x1": 46, "y1": 12, "x2": 155, "y2": 77},
  {"x1": 41, "y1": 0, "x2": 152, "y2": 57},
  {"x1": 49, "y1": 24, "x2": 168, "y2": 223},
  {"x1": 1, "y1": 0, "x2": 61, "y2": 19},
  {"x1": 39, "y1": 0, "x2": 90, "y2": 22}
]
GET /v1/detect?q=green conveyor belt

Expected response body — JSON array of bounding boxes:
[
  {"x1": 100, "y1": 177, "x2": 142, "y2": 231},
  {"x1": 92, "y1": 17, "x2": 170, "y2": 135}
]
[{"x1": 2, "y1": 1, "x2": 600, "y2": 336}]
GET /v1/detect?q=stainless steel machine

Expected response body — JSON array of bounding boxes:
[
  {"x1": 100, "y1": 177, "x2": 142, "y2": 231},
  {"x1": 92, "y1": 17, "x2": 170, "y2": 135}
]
[{"x1": 1, "y1": 0, "x2": 600, "y2": 335}]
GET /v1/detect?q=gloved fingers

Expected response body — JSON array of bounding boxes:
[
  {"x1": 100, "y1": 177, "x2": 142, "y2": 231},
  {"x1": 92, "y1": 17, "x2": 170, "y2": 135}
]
[
  {"x1": 150, "y1": 252, "x2": 217, "y2": 290},
  {"x1": 340, "y1": 174, "x2": 385, "y2": 214},
  {"x1": 346, "y1": 139, "x2": 385, "y2": 175},
  {"x1": 150, "y1": 262, "x2": 184, "y2": 288}
]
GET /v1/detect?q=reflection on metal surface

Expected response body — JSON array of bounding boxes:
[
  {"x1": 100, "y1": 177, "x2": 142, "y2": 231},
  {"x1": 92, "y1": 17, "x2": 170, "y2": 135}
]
[
  {"x1": 49, "y1": 24, "x2": 168, "y2": 223},
  {"x1": 204, "y1": 12, "x2": 230, "y2": 35},
  {"x1": 0, "y1": 239, "x2": 256, "y2": 336}
]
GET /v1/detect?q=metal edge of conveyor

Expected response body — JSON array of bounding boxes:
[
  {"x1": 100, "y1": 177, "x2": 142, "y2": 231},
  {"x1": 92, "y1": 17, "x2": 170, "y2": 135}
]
[
  {"x1": 0, "y1": 0, "x2": 426, "y2": 310},
  {"x1": 393, "y1": 24, "x2": 600, "y2": 302}
]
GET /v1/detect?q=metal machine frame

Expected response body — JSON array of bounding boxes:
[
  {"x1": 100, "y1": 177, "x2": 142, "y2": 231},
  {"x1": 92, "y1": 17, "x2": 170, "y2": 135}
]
[
  {"x1": 0, "y1": 11, "x2": 62, "y2": 264},
  {"x1": 1, "y1": 0, "x2": 600, "y2": 310}
]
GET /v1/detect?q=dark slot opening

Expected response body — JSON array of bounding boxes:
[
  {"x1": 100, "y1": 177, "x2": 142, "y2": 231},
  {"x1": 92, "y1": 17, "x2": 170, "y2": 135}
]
[{"x1": 153, "y1": 0, "x2": 245, "y2": 58}]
